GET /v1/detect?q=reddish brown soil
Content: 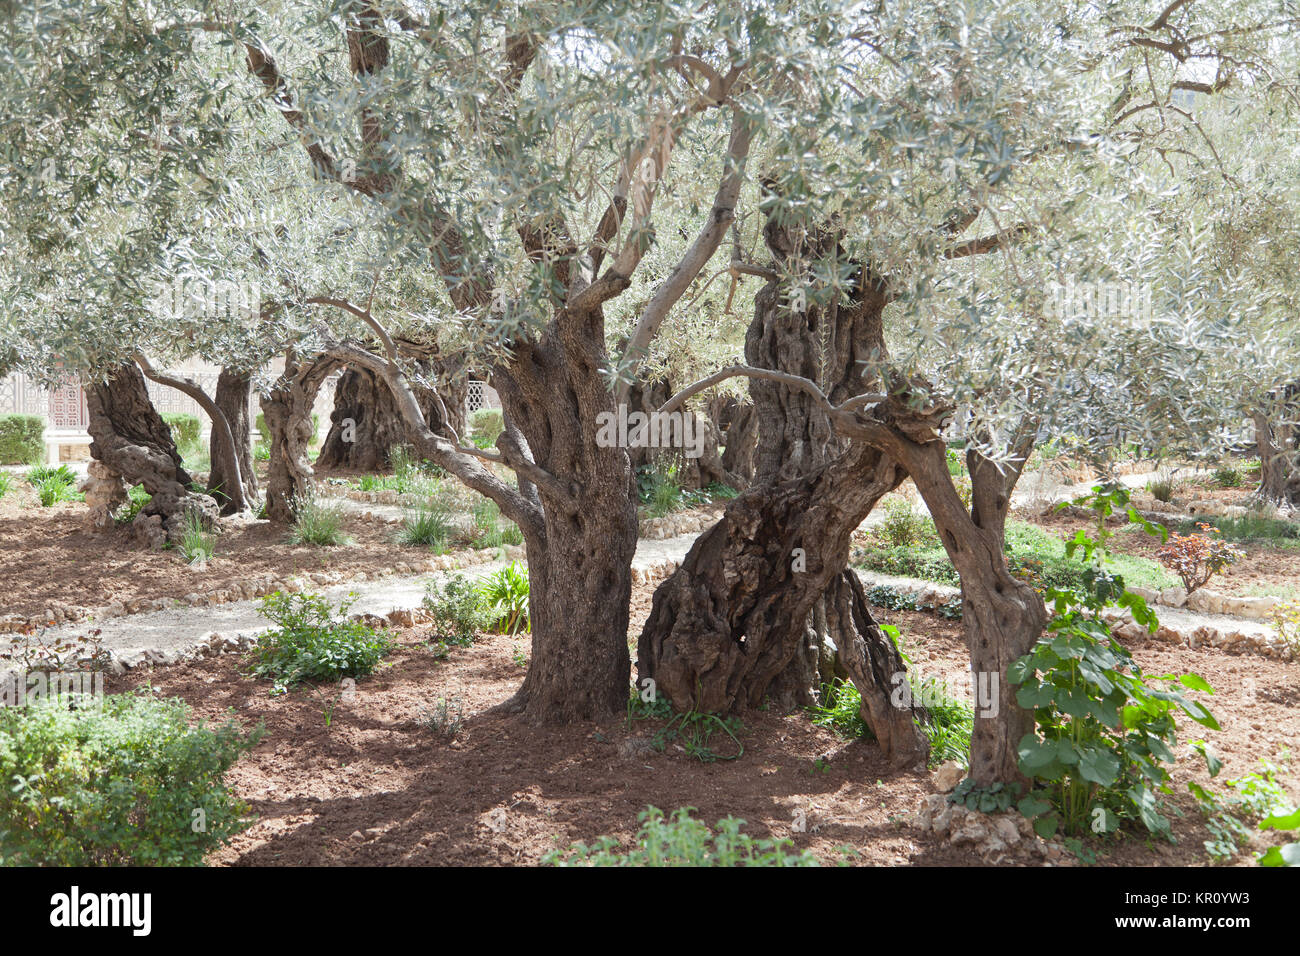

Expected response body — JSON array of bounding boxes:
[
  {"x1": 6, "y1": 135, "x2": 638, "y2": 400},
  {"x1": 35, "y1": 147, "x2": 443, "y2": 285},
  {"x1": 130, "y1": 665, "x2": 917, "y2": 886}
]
[
  {"x1": 0, "y1": 482, "x2": 456, "y2": 619},
  {"x1": 106, "y1": 592, "x2": 1299, "y2": 867}
]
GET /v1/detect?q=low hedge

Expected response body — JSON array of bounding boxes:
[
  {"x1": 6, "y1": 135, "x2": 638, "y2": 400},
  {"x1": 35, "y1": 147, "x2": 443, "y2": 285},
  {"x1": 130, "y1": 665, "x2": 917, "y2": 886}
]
[
  {"x1": 162, "y1": 412, "x2": 202, "y2": 452},
  {"x1": 855, "y1": 520, "x2": 1178, "y2": 594},
  {"x1": 0, "y1": 414, "x2": 45, "y2": 465},
  {"x1": 0, "y1": 691, "x2": 263, "y2": 866}
]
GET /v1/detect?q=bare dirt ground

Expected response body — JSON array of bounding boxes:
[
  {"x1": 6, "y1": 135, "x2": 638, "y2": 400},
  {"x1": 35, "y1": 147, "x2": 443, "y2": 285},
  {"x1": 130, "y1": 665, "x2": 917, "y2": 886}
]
[
  {"x1": 0, "y1": 478, "x2": 485, "y2": 619},
  {"x1": 105, "y1": 589, "x2": 1299, "y2": 868}
]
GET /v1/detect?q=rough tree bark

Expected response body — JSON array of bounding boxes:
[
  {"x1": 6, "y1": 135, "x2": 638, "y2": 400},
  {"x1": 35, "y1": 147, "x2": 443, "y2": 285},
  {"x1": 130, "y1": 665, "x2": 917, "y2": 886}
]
[
  {"x1": 209, "y1": 368, "x2": 257, "y2": 514},
  {"x1": 86, "y1": 363, "x2": 218, "y2": 542},
  {"x1": 846, "y1": 411, "x2": 1047, "y2": 786},
  {"x1": 719, "y1": 399, "x2": 757, "y2": 488},
  {"x1": 317, "y1": 357, "x2": 468, "y2": 471},
  {"x1": 1254, "y1": 390, "x2": 1300, "y2": 507},
  {"x1": 637, "y1": 196, "x2": 929, "y2": 765},
  {"x1": 135, "y1": 356, "x2": 250, "y2": 514},
  {"x1": 261, "y1": 353, "x2": 340, "y2": 522}
]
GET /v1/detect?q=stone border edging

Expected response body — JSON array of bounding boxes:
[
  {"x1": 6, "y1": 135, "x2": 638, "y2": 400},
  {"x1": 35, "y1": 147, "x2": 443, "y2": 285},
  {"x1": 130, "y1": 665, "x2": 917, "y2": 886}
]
[{"x1": 0, "y1": 544, "x2": 526, "y2": 635}]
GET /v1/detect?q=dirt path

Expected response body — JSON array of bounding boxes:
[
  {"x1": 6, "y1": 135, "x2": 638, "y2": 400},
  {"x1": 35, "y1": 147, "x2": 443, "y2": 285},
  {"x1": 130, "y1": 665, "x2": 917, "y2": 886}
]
[{"x1": 17, "y1": 532, "x2": 705, "y2": 669}]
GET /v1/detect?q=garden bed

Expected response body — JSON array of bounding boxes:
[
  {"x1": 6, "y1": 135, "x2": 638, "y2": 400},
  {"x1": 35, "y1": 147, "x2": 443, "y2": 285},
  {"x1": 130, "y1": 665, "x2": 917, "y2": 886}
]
[{"x1": 92, "y1": 591, "x2": 1300, "y2": 867}]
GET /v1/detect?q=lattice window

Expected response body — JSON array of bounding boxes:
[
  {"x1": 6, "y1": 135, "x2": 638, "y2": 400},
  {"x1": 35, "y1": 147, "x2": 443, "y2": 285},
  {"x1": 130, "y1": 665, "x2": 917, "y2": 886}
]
[{"x1": 467, "y1": 379, "x2": 486, "y2": 412}]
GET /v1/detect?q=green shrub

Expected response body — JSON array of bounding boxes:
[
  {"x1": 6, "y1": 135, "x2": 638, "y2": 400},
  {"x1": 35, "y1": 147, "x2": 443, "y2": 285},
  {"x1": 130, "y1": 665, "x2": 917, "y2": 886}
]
[
  {"x1": 162, "y1": 412, "x2": 202, "y2": 453},
  {"x1": 0, "y1": 691, "x2": 263, "y2": 866},
  {"x1": 0, "y1": 472, "x2": 11, "y2": 498},
  {"x1": 471, "y1": 497, "x2": 523, "y2": 548},
  {"x1": 30, "y1": 467, "x2": 82, "y2": 507},
  {"x1": 114, "y1": 484, "x2": 151, "y2": 524},
  {"x1": 422, "y1": 573, "x2": 489, "y2": 645},
  {"x1": 179, "y1": 508, "x2": 216, "y2": 564},
  {"x1": 1147, "y1": 477, "x2": 1176, "y2": 503},
  {"x1": 857, "y1": 520, "x2": 1178, "y2": 593},
  {"x1": 544, "y1": 807, "x2": 821, "y2": 867},
  {"x1": 1188, "y1": 756, "x2": 1292, "y2": 862},
  {"x1": 874, "y1": 497, "x2": 936, "y2": 548},
  {"x1": 469, "y1": 408, "x2": 504, "y2": 446},
  {"x1": 288, "y1": 493, "x2": 350, "y2": 546},
  {"x1": 0, "y1": 415, "x2": 44, "y2": 466},
  {"x1": 1212, "y1": 462, "x2": 1244, "y2": 488},
  {"x1": 1176, "y1": 514, "x2": 1300, "y2": 541},
  {"x1": 397, "y1": 501, "x2": 453, "y2": 551},
  {"x1": 253, "y1": 441, "x2": 270, "y2": 461},
  {"x1": 1012, "y1": 487, "x2": 1218, "y2": 840},
  {"x1": 250, "y1": 591, "x2": 390, "y2": 694},
  {"x1": 639, "y1": 457, "x2": 685, "y2": 517},
  {"x1": 477, "y1": 561, "x2": 530, "y2": 635},
  {"x1": 25, "y1": 463, "x2": 76, "y2": 486},
  {"x1": 811, "y1": 671, "x2": 972, "y2": 768}
]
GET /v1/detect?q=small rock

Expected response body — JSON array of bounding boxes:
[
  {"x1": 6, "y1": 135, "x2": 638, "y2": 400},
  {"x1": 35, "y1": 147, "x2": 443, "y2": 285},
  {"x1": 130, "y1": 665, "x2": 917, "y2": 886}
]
[{"x1": 933, "y1": 760, "x2": 966, "y2": 792}]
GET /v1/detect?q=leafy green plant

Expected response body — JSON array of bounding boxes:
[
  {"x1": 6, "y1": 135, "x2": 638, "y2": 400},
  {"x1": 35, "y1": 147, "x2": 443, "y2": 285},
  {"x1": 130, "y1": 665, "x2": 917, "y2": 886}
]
[
  {"x1": 421, "y1": 697, "x2": 464, "y2": 739},
  {"x1": 35, "y1": 472, "x2": 82, "y2": 506},
  {"x1": 422, "y1": 573, "x2": 489, "y2": 645},
  {"x1": 0, "y1": 472, "x2": 11, "y2": 498},
  {"x1": 950, "y1": 778, "x2": 1020, "y2": 814},
  {"x1": 812, "y1": 672, "x2": 971, "y2": 767},
  {"x1": 544, "y1": 806, "x2": 820, "y2": 867},
  {"x1": 397, "y1": 501, "x2": 452, "y2": 551},
  {"x1": 0, "y1": 414, "x2": 45, "y2": 466},
  {"x1": 25, "y1": 463, "x2": 75, "y2": 485},
  {"x1": 810, "y1": 678, "x2": 870, "y2": 739},
  {"x1": 470, "y1": 496, "x2": 523, "y2": 547},
  {"x1": 1156, "y1": 523, "x2": 1243, "y2": 594},
  {"x1": 477, "y1": 561, "x2": 530, "y2": 635},
  {"x1": 1212, "y1": 462, "x2": 1244, "y2": 488},
  {"x1": 512, "y1": 643, "x2": 528, "y2": 668},
  {"x1": 253, "y1": 441, "x2": 270, "y2": 461},
  {"x1": 1177, "y1": 514, "x2": 1300, "y2": 541},
  {"x1": 1258, "y1": 807, "x2": 1300, "y2": 867},
  {"x1": 114, "y1": 484, "x2": 150, "y2": 524},
  {"x1": 249, "y1": 591, "x2": 390, "y2": 694},
  {"x1": 1270, "y1": 601, "x2": 1300, "y2": 659},
  {"x1": 650, "y1": 708, "x2": 744, "y2": 763},
  {"x1": 1013, "y1": 485, "x2": 1218, "y2": 840},
  {"x1": 1188, "y1": 753, "x2": 1292, "y2": 862},
  {"x1": 469, "y1": 408, "x2": 504, "y2": 446},
  {"x1": 0, "y1": 690, "x2": 262, "y2": 866},
  {"x1": 639, "y1": 457, "x2": 685, "y2": 517},
  {"x1": 916, "y1": 676, "x2": 974, "y2": 767},
  {"x1": 162, "y1": 412, "x2": 202, "y2": 455},
  {"x1": 179, "y1": 508, "x2": 216, "y2": 564},
  {"x1": 288, "y1": 492, "x2": 350, "y2": 546},
  {"x1": 874, "y1": 497, "x2": 934, "y2": 548}
]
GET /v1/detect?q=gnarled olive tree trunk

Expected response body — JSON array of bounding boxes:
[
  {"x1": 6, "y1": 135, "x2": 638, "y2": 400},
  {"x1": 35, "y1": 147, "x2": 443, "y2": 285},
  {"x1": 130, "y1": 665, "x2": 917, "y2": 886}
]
[
  {"x1": 1254, "y1": 392, "x2": 1300, "y2": 507},
  {"x1": 848, "y1": 413, "x2": 1047, "y2": 786},
  {"x1": 208, "y1": 368, "x2": 257, "y2": 514},
  {"x1": 317, "y1": 357, "x2": 468, "y2": 471},
  {"x1": 637, "y1": 201, "x2": 929, "y2": 765},
  {"x1": 488, "y1": 325, "x2": 639, "y2": 723},
  {"x1": 86, "y1": 363, "x2": 218, "y2": 542},
  {"x1": 261, "y1": 353, "x2": 340, "y2": 522}
]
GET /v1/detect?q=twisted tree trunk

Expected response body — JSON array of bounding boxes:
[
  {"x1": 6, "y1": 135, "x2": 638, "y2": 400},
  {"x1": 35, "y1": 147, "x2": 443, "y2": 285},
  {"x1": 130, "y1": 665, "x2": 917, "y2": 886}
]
[
  {"x1": 637, "y1": 198, "x2": 929, "y2": 765},
  {"x1": 317, "y1": 358, "x2": 468, "y2": 471},
  {"x1": 261, "y1": 353, "x2": 340, "y2": 522},
  {"x1": 86, "y1": 363, "x2": 218, "y2": 542},
  {"x1": 1254, "y1": 396, "x2": 1300, "y2": 507},
  {"x1": 209, "y1": 368, "x2": 256, "y2": 514}
]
